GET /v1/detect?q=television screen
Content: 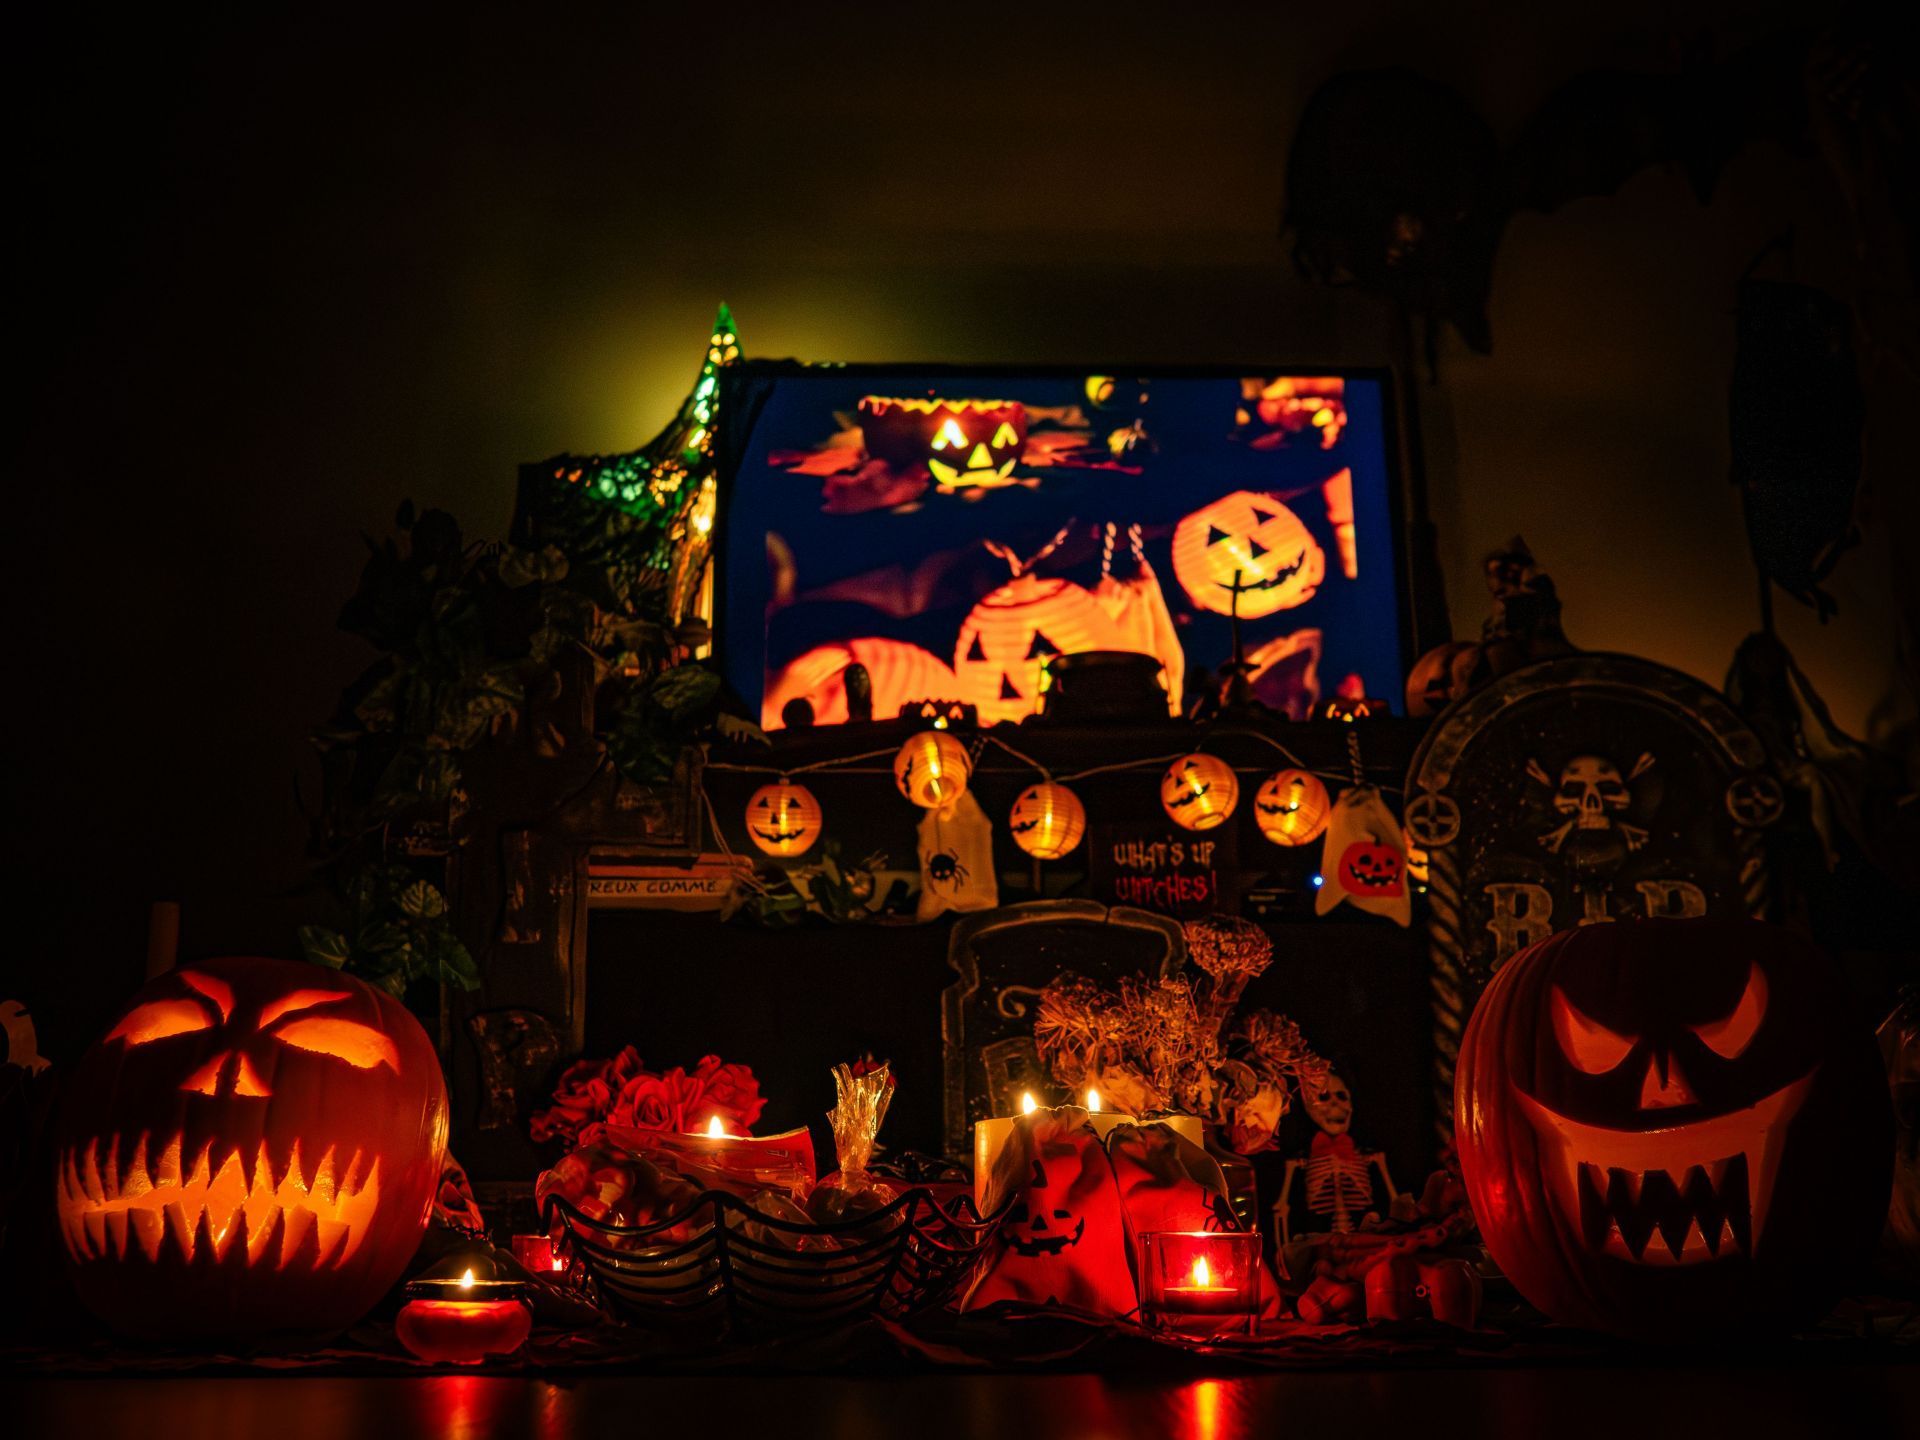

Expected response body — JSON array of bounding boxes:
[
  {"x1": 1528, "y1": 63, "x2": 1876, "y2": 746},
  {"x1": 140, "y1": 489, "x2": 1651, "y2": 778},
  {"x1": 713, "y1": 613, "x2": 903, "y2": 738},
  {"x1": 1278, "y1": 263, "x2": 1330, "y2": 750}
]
[{"x1": 717, "y1": 366, "x2": 1408, "y2": 728}]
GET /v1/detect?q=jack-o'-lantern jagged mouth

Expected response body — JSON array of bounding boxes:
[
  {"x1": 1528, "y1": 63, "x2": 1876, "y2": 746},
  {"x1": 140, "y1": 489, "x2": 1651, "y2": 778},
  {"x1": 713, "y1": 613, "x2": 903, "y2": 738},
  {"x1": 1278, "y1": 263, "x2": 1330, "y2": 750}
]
[
  {"x1": 57, "y1": 1133, "x2": 382, "y2": 1270},
  {"x1": 1518, "y1": 1071, "x2": 1814, "y2": 1266},
  {"x1": 1219, "y1": 552, "x2": 1307, "y2": 593}
]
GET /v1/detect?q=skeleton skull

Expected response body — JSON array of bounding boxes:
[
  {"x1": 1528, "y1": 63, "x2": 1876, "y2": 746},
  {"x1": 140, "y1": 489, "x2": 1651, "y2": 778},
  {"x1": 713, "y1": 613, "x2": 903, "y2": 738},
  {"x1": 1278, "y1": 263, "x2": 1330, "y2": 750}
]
[
  {"x1": 1304, "y1": 1072, "x2": 1354, "y2": 1135},
  {"x1": 1555, "y1": 756, "x2": 1630, "y2": 831}
]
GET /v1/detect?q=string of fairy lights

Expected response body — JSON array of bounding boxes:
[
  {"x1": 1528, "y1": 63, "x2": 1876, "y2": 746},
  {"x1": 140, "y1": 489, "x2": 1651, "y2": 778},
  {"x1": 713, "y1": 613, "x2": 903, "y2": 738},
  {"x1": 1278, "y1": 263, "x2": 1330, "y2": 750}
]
[{"x1": 715, "y1": 723, "x2": 1401, "y2": 865}]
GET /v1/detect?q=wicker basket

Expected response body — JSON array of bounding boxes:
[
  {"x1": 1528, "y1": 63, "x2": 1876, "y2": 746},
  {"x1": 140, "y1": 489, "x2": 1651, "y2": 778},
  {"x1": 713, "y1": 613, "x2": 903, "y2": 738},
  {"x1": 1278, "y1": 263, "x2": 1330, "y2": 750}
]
[{"x1": 543, "y1": 1153, "x2": 1001, "y2": 1334}]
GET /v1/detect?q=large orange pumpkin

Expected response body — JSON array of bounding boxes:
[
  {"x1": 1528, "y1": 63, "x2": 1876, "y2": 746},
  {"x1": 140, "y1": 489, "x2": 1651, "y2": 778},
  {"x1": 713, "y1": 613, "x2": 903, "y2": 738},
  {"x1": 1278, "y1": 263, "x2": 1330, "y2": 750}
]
[
  {"x1": 1171, "y1": 491, "x2": 1325, "y2": 619},
  {"x1": 1454, "y1": 919, "x2": 1891, "y2": 1340},
  {"x1": 55, "y1": 956, "x2": 450, "y2": 1340},
  {"x1": 953, "y1": 576, "x2": 1120, "y2": 726}
]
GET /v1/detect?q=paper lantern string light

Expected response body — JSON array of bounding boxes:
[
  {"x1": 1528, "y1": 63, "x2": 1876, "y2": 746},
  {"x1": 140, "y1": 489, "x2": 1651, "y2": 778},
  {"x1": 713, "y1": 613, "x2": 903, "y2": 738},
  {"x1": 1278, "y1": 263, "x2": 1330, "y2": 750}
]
[
  {"x1": 1160, "y1": 753, "x2": 1240, "y2": 831},
  {"x1": 745, "y1": 780, "x2": 822, "y2": 857},
  {"x1": 1253, "y1": 768, "x2": 1332, "y2": 847},
  {"x1": 1008, "y1": 781, "x2": 1087, "y2": 860},
  {"x1": 894, "y1": 730, "x2": 973, "y2": 809}
]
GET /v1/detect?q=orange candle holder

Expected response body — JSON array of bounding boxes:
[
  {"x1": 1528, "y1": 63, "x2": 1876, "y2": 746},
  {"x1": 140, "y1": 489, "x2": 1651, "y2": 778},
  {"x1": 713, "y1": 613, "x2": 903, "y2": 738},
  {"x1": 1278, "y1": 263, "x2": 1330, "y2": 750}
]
[
  {"x1": 396, "y1": 1269, "x2": 532, "y2": 1365},
  {"x1": 1136, "y1": 1231, "x2": 1260, "y2": 1335}
]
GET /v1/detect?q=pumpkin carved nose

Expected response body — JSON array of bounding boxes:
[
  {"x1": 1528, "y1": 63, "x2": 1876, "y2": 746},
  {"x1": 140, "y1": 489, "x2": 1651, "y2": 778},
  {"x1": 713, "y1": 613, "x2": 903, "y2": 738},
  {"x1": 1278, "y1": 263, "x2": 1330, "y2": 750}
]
[{"x1": 1638, "y1": 1053, "x2": 1697, "y2": 1110}]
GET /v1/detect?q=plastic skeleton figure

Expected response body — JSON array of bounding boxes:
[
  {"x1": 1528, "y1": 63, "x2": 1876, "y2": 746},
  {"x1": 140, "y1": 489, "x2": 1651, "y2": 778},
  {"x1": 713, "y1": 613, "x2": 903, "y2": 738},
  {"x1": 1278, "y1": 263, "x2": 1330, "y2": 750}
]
[{"x1": 1274, "y1": 1070, "x2": 1397, "y2": 1246}]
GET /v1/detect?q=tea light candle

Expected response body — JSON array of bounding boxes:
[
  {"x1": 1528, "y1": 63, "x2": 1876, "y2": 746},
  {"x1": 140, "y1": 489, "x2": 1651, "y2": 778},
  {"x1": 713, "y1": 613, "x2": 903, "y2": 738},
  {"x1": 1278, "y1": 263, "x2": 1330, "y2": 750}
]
[
  {"x1": 396, "y1": 1266, "x2": 533, "y2": 1365},
  {"x1": 972, "y1": 1091, "x2": 1205, "y2": 1211},
  {"x1": 1136, "y1": 1230, "x2": 1261, "y2": 1334}
]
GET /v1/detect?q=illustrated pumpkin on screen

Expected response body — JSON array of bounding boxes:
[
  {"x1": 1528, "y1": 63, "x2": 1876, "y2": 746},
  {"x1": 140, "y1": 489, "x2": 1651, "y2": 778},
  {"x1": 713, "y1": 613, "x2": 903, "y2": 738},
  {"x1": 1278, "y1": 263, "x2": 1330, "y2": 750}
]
[
  {"x1": 1171, "y1": 491, "x2": 1326, "y2": 618},
  {"x1": 953, "y1": 575, "x2": 1120, "y2": 726},
  {"x1": 1455, "y1": 919, "x2": 1893, "y2": 1340},
  {"x1": 762, "y1": 638, "x2": 960, "y2": 730},
  {"x1": 55, "y1": 956, "x2": 449, "y2": 1340},
  {"x1": 857, "y1": 396, "x2": 1028, "y2": 492}
]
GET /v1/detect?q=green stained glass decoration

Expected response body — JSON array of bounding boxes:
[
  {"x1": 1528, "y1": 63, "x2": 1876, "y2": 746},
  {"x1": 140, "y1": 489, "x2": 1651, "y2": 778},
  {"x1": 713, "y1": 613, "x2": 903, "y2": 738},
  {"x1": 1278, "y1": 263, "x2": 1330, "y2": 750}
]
[{"x1": 511, "y1": 304, "x2": 737, "y2": 624}]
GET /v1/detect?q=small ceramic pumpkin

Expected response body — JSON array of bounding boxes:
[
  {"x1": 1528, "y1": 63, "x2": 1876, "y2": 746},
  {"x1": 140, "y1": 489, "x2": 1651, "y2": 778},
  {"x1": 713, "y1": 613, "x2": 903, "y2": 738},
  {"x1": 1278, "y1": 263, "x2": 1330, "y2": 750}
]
[
  {"x1": 745, "y1": 780, "x2": 821, "y2": 857},
  {"x1": 1007, "y1": 782, "x2": 1087, "y2": 860},
  {"x1": 1455, "y1": 919, "x2": 1892, "y2": 1340},
  {"x1": 55, "y1": 956, "x2": 449, "y2": 1340},
  {"x1": 1171, "y1": 491, "x2": 1325, "y2": 618},
  {"x1": 1253, "y1": 769, "x2": 1331, "y2": 847},
  {"x1": 1160, "y1": 754, "x2": 1239, "y2": 831}
]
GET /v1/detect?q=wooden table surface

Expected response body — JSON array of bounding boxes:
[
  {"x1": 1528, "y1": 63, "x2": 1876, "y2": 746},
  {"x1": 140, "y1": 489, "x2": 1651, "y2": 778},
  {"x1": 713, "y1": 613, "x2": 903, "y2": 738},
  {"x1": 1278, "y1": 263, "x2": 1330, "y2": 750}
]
[{"x1": 8, "y1": 1364, "x2": 1917, "y2": 1440}]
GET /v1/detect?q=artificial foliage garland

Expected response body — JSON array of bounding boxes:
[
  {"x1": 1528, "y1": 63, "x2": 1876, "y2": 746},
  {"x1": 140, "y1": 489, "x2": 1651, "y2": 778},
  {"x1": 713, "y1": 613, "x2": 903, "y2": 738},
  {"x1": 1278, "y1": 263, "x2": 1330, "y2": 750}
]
[{"x1": 307, "y1": 309, "x2": 754, "y2": 989}]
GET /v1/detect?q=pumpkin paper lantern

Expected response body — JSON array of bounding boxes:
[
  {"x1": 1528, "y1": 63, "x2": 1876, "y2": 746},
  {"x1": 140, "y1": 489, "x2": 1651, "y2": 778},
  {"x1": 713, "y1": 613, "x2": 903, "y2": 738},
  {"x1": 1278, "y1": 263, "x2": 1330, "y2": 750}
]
[
  {"x1": 745, "y1": 780, "x2": 821, "y2": 857},
  {"x1": 1008, "y1": 782, "x2": 1087, "y2": 860},
  {"x1": 895, "y1": 729, "x2": 971, "y2": 809},
  {"x1": 55, "y1": 956, "x2": 449, "y2": 1340},
  {"x1": 954, "y1": 575, "x2": 1121, "y2": 726},
  {"x1": 1455, "y1": 918, "x2": 1893, "y2": 1341},
  {"x1": 857, "y1": 396, "x2": 1029, "y2": 491},
  {"x1": 1253, "y1": 769, "x2": 1330, "y2": 847},
  {"x1": 1171, "y1": 491, "x2": 1326, "y2": 619},
  {"x1": 1160, "y1": 754, "x2": 1239, "y2": 831}
]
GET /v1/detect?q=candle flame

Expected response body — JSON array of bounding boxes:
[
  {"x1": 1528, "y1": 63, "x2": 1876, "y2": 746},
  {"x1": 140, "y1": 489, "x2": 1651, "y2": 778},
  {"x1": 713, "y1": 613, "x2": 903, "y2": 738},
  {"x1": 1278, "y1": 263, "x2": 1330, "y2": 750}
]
[
  {"x1": 1086, "y1": 1088, "x2": 1101, "y2": 1112},
  {"x1": 1019, "y1": 1092, "x2": 1038, "y2": 1115},
  {"x1": 459, "y1": 1268, "x2": 475, "y2": 1289},
  {"x1": 1191, "y1": 1256, "x2": 1213, "y2": 1288},
  {"x1": 706, "y1": 1116, "x2": 726, "y2": 1138}
]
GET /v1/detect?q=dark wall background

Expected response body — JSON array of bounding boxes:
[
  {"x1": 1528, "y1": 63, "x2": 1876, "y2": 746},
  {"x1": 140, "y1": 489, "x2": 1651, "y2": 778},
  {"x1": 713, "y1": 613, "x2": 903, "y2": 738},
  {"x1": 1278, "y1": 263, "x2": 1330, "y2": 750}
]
[{"x1": 9, "y1": 5, "x2": 1911, "y2": 1057}]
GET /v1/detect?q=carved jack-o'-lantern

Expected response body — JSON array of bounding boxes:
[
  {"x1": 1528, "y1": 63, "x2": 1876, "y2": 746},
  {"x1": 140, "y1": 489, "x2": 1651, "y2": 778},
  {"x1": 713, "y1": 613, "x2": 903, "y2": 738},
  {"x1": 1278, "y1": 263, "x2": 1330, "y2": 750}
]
[
  {"x1": 1160, "y1": 754, "x2": 1239, "y2": 831},
  {"x1": 745, "y1": 780, "x2": 821, "y2": 857},
  {"x1": 1007, "y1": 782, "x2": 1087, "y2": 861},
  {"x1": 55, "y1": 956, "x2": 449, "y2": 1340},
  {"x1": 857, "y1": 396, "x2": 1029, "y2": 491},
  {"x1": 1338, "y1": 841, "x2": 1405, "y2": 896},
  {"x1": 1455, "y1": 919, "x2": 1892, "y2": 1340},
  {"x1": 1171, "y1": 491, "x2": 1326, "y2": 619},
  {"x1": 894, "y1": 729, "x2": 971, "y2": 809},
  {"x1": 1254, "y1": 769, "x2": 1331, "y2": 847},
  {"x1": 954, "y1": 575, "x2": 1120, "y2": 726}
]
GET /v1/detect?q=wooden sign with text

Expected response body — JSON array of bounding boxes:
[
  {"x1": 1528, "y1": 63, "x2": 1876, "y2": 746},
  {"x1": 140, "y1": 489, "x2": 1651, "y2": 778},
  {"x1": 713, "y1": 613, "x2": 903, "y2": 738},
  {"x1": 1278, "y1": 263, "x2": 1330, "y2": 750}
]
[{"x1": 1088, "y1": 822, "x2": 1239, "y2": 920}]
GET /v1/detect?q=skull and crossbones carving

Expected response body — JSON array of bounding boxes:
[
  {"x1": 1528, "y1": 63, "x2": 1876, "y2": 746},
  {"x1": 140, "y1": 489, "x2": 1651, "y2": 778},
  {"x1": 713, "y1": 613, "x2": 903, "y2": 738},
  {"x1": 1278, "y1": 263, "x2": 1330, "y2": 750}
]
[{"x1": 1528, "y1": 752, "x2": 1654, "y2": 855}]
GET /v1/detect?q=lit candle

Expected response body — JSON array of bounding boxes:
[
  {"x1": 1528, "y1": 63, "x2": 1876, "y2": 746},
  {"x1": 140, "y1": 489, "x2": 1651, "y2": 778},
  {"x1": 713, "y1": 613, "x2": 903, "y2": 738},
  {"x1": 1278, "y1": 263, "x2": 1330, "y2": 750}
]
[
  {"x1": 972, "y1": 1091, "x2": 1205, "y2": 1210},
  {"x1": 396, "y1": 1261, "x2": 533, "y2": 1365},
  {"x1": 1137, "y1": 1230, "x2": 1261, "y2": 1333}
]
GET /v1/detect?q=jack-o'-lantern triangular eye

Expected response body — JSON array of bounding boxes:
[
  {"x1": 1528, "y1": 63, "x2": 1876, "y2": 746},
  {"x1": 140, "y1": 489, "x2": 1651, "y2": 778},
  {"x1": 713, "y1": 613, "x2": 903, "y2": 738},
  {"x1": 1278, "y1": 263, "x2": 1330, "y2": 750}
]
[
  {"x1": 931, "y1": 418, "x2": 968, "y2": 451},
  {"x1": 108, "y1": 1000, "x2": 214, "y2": 1047},
  {"x1": 1691, "y1": 963, "x2": 1768, "y2": 1060},
  {"x1": 992, "y1": 422, "x2": 1018, "y2": 447},
  {"x1": 1550, "y1": 987, "x2": 1637, "y2": 1074},
  {"x1": 273, "y1": 1017, "x2": 400, "y2": 1072},
  {"x1": 967, "y1": 634, "x2": 987, "y2": 662},
  {"x1": 1207, "y1": 525, "x2": 1232, "y2": 546}
]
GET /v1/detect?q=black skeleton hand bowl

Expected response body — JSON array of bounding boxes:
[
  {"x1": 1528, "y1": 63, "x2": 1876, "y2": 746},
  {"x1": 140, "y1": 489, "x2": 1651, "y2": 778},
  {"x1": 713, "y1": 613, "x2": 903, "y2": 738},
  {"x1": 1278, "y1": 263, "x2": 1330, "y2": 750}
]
[{"x1": 1038, "y1": 651, "x2": 1168, "y2": 723}]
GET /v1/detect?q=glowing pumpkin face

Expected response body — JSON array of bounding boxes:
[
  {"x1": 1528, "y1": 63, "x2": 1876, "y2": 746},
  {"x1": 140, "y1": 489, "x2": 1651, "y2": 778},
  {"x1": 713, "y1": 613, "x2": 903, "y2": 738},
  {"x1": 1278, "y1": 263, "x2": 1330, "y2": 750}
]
[
  {"x1": 55, "y1": 956, "x2": 449, "y2": 1340},
  {"x1": 1159, "y1": 754, "x2": 1239, "y2": 830},
  {"x1": 857, "y1": 396, "x2": 1028, "y2": 491},
  {"x1": 746, "y1": 781, "x2": 820, "y2": 857},
  {"x1": 1254, "y1": 769, "x2": 1330, "y2": 847},
  {"x1": 1171, "y1": 491, "x2": 1326, "y2": 618},
  {"x1": 954, "y1": 576, "x2": 1120, "y2": 726},
  {"x1": 1338, "y1": 840, "x2": 1405, "y2": 896},
  {"x1": 1007, "y1": 782, "x2": 1087, "y2": 860},
  {"x1": 1455, "y1": 919, "x2": 1893, "y2": 1340}
]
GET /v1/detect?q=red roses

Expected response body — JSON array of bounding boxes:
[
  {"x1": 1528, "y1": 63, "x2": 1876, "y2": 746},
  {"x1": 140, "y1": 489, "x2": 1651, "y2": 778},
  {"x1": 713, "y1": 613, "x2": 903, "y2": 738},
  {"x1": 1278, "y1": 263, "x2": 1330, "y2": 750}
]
[{"x1": 529, "y1": 1046, "x2": 766, "y2": 1146}]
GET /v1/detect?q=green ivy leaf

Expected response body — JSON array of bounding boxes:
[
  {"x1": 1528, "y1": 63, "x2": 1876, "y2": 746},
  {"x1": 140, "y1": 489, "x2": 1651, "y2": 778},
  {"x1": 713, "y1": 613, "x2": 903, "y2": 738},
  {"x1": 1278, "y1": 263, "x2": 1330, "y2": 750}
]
[
  {"x1": 397, "y1": 880, "x2": 447, "y2": 919},
  {"x1": 297, "y1": 926, "x2": 350, "y2": 970},
  {"x1": 649, "y1": 664, "x2": 720, "y2": 719}
]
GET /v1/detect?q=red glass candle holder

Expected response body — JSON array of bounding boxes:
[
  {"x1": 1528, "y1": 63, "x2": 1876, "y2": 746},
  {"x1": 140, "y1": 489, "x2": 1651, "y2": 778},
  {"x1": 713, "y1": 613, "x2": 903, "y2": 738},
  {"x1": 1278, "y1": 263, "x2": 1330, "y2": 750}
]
[
  {"x1": 1136, "y1": 1231, "x2": 1260, "y2": 1335},
  {"x1": 511, "y1": 1233, "x2": 563, "y2": 1275},
  {"x1": 397, "y1": 1273, "x2": 532, "y2": 1365}
]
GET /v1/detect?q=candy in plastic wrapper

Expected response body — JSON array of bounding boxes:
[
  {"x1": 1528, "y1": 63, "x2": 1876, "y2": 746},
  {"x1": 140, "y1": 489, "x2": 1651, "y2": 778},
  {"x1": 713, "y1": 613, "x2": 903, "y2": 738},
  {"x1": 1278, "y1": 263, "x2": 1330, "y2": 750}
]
[{"x1": 806, "y1": 1061, "x2": 901, "y2": 1231}]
